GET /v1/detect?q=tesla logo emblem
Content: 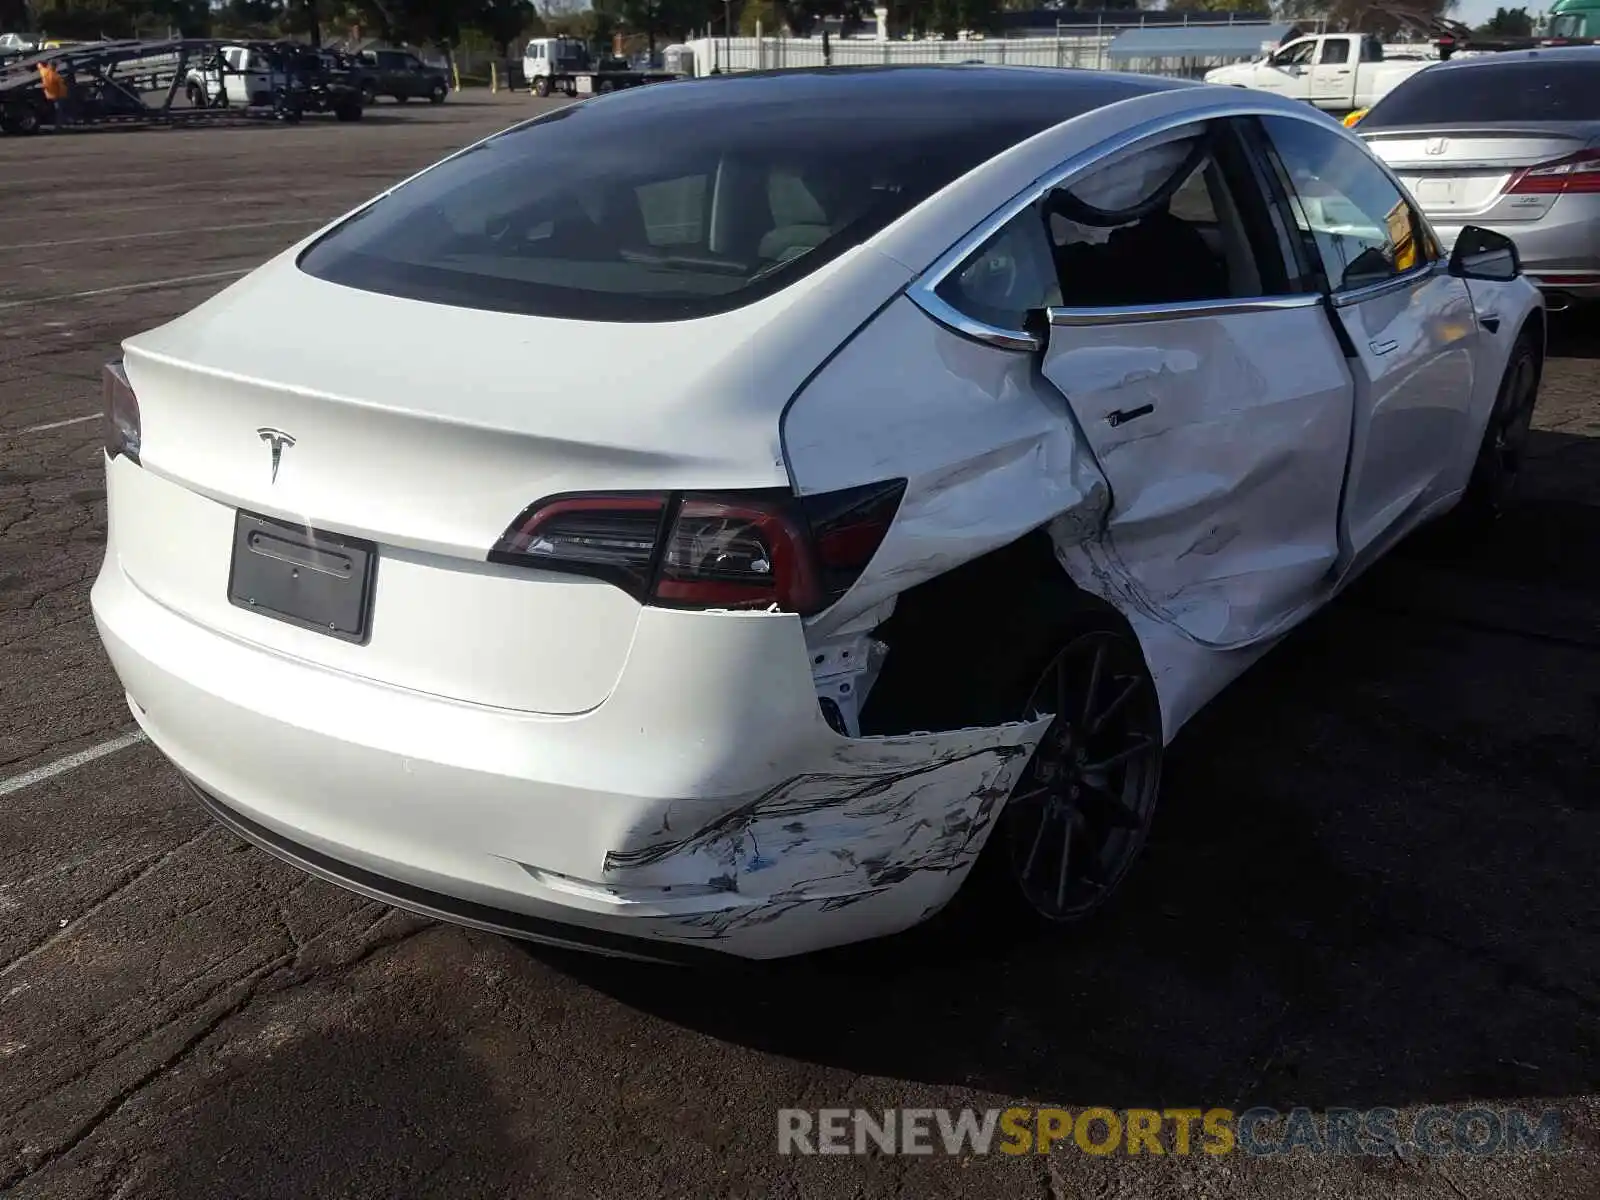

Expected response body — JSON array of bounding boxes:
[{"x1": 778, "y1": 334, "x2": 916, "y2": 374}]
[
  {"x1": 257, "y1": 428, "x2": 295, "y2": 483},
  {"x1": 1425, "y1": 138, "x2": 1448, "y2": 156}
]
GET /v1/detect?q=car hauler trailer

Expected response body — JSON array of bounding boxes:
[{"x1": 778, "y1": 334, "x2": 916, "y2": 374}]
[
  {"x1": 0, "y1": 38, "x2": 360, "y2": 135},
  {"x1": 522, "y1": 36, "x2": 685, "y2": 97}
]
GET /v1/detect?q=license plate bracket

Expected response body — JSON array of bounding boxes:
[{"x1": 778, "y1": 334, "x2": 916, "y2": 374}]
[{"x1": 227, "y1": 511, "x2": 377, "y2": 643}]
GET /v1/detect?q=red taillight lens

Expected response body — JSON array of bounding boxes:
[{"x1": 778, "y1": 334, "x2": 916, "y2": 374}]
[
  {"x1": 1507, "y1": 149, "x2": 1600, "y2": 195},
  {"x1": 802, "y1": 479, "x2": 907, "y2": 603},
  {"x1": 655, "y1": 497, "x2": 820, "y2": 611},
  {"x1": 102, "y1": 361, "x2": 141, "y2": 464},
  {"x1": 490, "y1": 493, "x2": 669, "y2": 594},
  {"x1": 489, "y1": 481, "x2": 906, "y2": 616}
]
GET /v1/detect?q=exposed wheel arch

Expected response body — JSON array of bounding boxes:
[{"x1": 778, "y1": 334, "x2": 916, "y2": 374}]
[{"x1": 859, "y1": 528, "x2": 1135, "y2": 737}]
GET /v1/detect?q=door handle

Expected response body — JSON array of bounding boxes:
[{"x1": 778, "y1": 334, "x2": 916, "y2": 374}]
[
  {"x1": 1106, "y1": 404, "x2": 1155, "y2": 427},
  {"x1": 1369, "y1": 338, "x2": 1399, "y2": 356}
]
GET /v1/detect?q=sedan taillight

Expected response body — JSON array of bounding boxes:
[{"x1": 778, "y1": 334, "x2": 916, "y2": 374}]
[
  {"x1": 1506, "y1": 148, "x2": 1600, "y2": 195},
  {"x1": 489, "y1": 481, "x2": 906, "y2": 616},
  {"x1": 102, "y1": 361, "x2": 141, "y2": 464}
]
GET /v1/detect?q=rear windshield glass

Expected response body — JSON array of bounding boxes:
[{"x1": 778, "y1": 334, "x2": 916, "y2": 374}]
[
  {"x1": 1362, "y1": 60, "x2": 1600, "y2": 127},
  {"x1": 297, "y1": 75, "x2": 1142, "y2": 322}
]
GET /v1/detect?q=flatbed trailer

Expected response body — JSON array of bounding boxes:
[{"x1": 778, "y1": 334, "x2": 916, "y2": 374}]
[{"x1": 530, "y1": 68, "x2": 684, "y2": 97}]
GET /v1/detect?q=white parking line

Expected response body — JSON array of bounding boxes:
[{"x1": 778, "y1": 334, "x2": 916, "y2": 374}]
[
  {"x1": 0, "y1": 268, "x2": 251, "y2": 313},
  {"x1": 0, "y1": 731, "x2": 147, "y2": 799},
  {"x1": 17, "y1": 414, "x2": 99, "y2": 435},
  {"x1": 0, "y1": 218, "x2": 321, "y2": 253}
]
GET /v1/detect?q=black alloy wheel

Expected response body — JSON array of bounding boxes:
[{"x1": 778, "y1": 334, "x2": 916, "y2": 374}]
[{"x1": 997, "y1": 621, "x2": 1164, "y2": 923}]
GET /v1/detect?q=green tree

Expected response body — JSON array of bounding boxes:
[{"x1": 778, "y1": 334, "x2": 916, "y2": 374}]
[
  {"x1": 215, "y1": 0, "x2": 283, "y2": 33},
  {"x1": 1276, "y1": 0, "x2": 1460, "y2": 36},
  {"x1": 921, "y1": 0, "x2": 1002, "y2": 37},
  {"x1": 1476, "y1": 5, "x2": 1532, "y2": 34},
  {"x1": 472, "y1": 0, "x2": 539, "y2": 54}
]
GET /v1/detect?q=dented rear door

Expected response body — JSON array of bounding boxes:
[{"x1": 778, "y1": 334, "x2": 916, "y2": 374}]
[{"x1": 1037, "y1": 299, "x2": 1353, "y2": 647}]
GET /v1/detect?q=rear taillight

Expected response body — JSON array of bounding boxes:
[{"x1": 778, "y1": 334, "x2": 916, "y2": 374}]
[
  {"x1": 489, "y1": 481, "x2": 906, "y2": 616},
  {"x1": 102, "y1": 361, "x2": 141, "y2": 464},
  {"x1": 1507, "y1": 149, "x2": 1600, "y2": 195},
  {"x1": 655, "y1": 496, "x2": 821, "y2": 611}
]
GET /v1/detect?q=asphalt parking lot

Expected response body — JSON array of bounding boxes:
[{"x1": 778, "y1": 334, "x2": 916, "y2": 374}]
[{"x1": 1, "y1": 92, "x2": 1597, "y2": 1199}]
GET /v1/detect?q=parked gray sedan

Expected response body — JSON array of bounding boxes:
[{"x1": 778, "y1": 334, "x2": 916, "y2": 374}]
[{"x1": 1358, "y1": 46, "x2": 1600, "y2": 308}]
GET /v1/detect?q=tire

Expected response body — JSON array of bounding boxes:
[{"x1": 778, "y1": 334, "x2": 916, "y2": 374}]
[
  {"x1": 868, "y1": 576, "x2": 1164, "y2": 936},
  {"x1": 1450, "y1": 325, "x2": 1542, "y2": 531},
  {"x1": 393, "y1": 93, "x2": 408, "y2": 103},
  {"x1": 186, "y1": 82, "x2": 205, "y2": 109},
  {"x1": 429, "y1": 83, "x2": 446, "y2": 103},
  {"x1": 359, "y1": 81, "x2": 376, "y2": 106},
  {"x1": 967, "y1": 604, "x2": 1163, "y2": 930},
  {"x1": 335, "y1": 102, "x2": 361, "y2": 122},
  {"x1": 10, "y1": 105, "x2": 40, "y2": 135},
  {"x1": 532, "y1": 76, "x2": 550, "y2": 97}
]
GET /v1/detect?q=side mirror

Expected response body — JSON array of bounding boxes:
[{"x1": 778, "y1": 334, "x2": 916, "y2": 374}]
[{"x1": 1448, "y1": 225, "x2": 1520, "y2": 282}]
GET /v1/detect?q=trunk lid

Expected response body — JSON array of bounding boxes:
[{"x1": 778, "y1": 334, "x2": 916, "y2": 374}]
[
  {"x1": 116, "y1": 247, "x2": 903, "y2": 713},
  {"x1": 1366, "y1": 124, "x2": 1598, "y2": 223}
]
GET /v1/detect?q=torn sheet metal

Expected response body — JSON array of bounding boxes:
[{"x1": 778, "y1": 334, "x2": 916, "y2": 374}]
[
  {"x1": 600, "y1": 717, "x2": 1050, "y2": 946},
  {"x1": 781, "y1": 293, "x2": 1363, "y2": 748},
  {"x1": 783, "y1": 296, "x2": 1113, "y2": 640}
]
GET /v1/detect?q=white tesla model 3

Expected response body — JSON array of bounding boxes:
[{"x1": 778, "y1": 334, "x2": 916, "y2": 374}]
[{"x1": 92, "y1": 67, "x2": 1544, "y2": 962}]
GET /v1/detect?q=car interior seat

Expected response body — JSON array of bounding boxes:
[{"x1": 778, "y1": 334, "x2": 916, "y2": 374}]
[{"x1": 1055, "y1": 207, "x2": 1230, "y2": 307}]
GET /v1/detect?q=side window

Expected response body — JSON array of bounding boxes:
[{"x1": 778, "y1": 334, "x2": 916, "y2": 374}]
[
  {"x1": 934, "y1": 206, "x2": 1062, "y2": 332},
  {"x1": 1360, "y1": 37, "x2": 1384, "y2": 62},
  {"x1": 932, "y1": 124, "x2": 1303, "y2": 333},
  {"x1": 1271, "y1": 41, "x2": 1315, "y2": 68},
  {"x1": 1044, "y1": 125, "x2": 1292, "y2": 307},
  {"x1": 635, "y1": 175, "x2": 707, "y2": 246},
  {"x1": 1320, "y1": 39, "x2": 1350, "y2": 65},
  {"x1": 1262, "y1": 115, "x2": 1426, "y2": 292}
]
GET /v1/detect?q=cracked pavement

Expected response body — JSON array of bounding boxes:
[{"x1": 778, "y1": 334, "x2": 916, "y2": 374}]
[{"x1": 0, "y1": 94, "x2": 1597, "y2": 1199}]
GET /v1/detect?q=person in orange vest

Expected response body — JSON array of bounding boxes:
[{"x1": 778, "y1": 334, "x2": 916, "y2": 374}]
[{"x1": 37, "y1": 59, "x2": 72, "y2": 128}]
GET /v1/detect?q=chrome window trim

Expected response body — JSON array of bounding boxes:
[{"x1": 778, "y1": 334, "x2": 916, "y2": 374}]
[
  {"x1": 1330, "y1": 262, "x2": 1438, "y2": 308},
  {"x1": 914, "y1": 288, "x2": 1046, "y2": 352},
  {"x1": 906, "y1": 99, "x2": 1365, "y2": 352},
  {"x1": 1047, "y1": 293, "x2": 1322, "y2": 328}
]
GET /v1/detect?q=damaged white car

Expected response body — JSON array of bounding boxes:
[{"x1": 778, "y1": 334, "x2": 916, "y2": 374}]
[{"x1": 92, "y1": 66, "x2": 1544, "y2": 962}]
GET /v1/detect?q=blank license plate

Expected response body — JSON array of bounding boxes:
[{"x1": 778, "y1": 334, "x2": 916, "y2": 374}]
[
  {"x1": 227, "y1": 511, "x2": 376, "y2": 643},
  {"x1": 1414, "y1": 178, "x2": 1459, "y2": 205}
]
